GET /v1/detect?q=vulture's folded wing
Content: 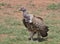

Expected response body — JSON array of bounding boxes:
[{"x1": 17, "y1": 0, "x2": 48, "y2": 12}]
[{"x1": 32, "y1": 17, "x2": 49, "y2": 37}]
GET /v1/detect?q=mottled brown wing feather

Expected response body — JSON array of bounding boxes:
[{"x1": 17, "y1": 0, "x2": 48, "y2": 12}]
[{"x1": 34, "y1": 15, "x2": 43, "y2": 21}]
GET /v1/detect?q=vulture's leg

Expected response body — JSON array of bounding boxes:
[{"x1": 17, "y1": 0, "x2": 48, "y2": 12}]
[
  {"x1": 28, "y1": 32, "x2": 36, "y2": 40},
  {"x1": 37, "y1": 31, "x2": 41, "y2": 39}
]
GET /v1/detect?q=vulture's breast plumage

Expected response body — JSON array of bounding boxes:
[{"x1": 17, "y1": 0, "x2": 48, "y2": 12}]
[{"x1": 23, "y1": 15, "x2": 49, "y2": 37}]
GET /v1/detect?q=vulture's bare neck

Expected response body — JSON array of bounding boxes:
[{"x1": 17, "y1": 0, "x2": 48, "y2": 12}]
[
  {"x1": 23, "y1": 11, "x2": 28, "y2": 17},
  {"x1": 22, "y1": 11, "x2": 33, "y2": 23}
]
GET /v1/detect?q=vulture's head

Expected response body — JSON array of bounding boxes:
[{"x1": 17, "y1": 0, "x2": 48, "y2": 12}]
[
  {"x1": 19, "y1": 7, "x2": 26, "y2": 12},
  {"x1": 19, "y1": 7, "x2": 33, "y2": 23}
]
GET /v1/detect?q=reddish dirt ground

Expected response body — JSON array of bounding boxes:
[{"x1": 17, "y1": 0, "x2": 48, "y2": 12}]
[{"x1": 0, "y1": 0, "x2": 60, "y2": 19}]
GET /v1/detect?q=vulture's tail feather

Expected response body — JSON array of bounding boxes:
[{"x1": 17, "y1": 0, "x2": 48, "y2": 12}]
[
  {"x1": 40, "y1": 31, "x2": 48, "y2": 37},
  {"x1": 40, "y1": 26, "x2": 49, "y2": 37},
  {"x1": 45, "y1": 26, "x2": 49, "y2": 32}
]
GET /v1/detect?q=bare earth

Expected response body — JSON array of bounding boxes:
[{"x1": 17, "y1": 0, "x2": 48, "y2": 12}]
[{"x1": 0, "y1": 0, "x2": 60, "y2": 19}]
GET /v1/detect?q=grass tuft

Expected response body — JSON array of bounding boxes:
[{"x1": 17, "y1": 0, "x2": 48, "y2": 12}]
[{"x1": 47, "y1": 3, "x2": 60, "y2": 10}]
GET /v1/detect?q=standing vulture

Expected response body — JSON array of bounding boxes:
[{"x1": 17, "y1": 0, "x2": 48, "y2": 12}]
[{"x1": 19, "y1": 7, "x2": 49, "y2": 40}]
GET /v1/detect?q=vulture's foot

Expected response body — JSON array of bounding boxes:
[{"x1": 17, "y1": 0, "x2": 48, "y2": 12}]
[{"x1": 28, "y1": 38, "x2": 32, "y2": 40}]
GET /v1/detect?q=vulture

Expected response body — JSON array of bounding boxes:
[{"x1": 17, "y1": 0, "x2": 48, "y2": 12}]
[{"x1": 19, "y1": 7, "x2": 49, "y2": 40}]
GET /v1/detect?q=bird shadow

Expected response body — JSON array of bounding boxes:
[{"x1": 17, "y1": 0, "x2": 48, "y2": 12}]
[{"x1": 32, "y1": 38, "x2": 47, "y2": 42}]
